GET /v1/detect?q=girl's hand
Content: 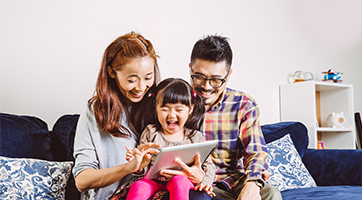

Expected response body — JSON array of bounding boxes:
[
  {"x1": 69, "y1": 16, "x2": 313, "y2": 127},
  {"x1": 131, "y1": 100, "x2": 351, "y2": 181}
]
[
  {"x1": 159, "y1": 153, "x2": 204, "y2": 185},
  {"x1": 194, "y1": 184, "x2": 215, "y2": 197}
]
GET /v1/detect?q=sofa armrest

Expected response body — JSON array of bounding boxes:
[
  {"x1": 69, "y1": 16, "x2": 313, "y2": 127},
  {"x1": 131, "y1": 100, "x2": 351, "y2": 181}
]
[{"x1": 302, "y1": 149, "x2": 362, "y2": 186}]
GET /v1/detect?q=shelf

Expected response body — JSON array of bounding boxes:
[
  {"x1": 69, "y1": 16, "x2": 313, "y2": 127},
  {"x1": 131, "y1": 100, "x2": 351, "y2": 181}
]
[
  {"x1": 317, "y1": 127, "x2": 353, "y2": 132},
  {"x1": 280, "y1": 81, "x2": 355, "y2": 149}
]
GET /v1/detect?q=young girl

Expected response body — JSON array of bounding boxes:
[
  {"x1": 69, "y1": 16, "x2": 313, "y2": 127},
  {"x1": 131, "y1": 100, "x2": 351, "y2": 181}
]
[{"x1": 126, "y1": 78, "x2": 215, "y2": 200}]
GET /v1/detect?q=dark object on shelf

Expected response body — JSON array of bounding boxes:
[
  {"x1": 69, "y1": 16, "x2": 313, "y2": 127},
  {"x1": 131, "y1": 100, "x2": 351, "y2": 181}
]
[{"x1": 355, "y1": 112, "x2": 362, "y2": 149}]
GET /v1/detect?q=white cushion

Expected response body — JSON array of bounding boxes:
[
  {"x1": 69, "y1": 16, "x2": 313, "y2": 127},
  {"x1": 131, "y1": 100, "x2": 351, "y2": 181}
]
[
  {"x1": 266, "y1": 134, "x2": 317, "y2": 191},
  {"x1": 0, "y1": 156, "x2": 73, "y2": 199}
]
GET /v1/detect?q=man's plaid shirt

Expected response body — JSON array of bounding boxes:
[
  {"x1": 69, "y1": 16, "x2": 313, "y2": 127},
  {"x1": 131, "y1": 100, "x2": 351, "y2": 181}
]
[{"x1": 201, "y1": 88, "x2": 268, "y2": 190}]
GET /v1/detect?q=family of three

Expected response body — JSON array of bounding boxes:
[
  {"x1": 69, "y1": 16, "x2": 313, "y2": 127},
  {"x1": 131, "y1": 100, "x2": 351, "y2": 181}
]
[{"x1": 72, "y1": 32, "x2": 282, "y2": 200}]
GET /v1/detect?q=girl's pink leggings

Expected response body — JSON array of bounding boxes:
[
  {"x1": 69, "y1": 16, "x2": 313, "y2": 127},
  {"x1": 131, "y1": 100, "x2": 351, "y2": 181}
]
[{"x1": 126, "y1": 175, "x2": 194, "y2": 200}]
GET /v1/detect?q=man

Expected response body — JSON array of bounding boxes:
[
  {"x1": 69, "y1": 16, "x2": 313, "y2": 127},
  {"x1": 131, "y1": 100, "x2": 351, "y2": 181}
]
[{"x1": 188, "y1": 35, "x2": 282, "y2": 200}]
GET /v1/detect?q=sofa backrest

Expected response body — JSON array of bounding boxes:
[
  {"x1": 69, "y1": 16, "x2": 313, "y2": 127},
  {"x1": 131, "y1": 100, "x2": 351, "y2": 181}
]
[
  {"x1": 261, "y1": 121, "x2": 309, "y2": 158},
  {"x1": 0, "y1": 113, "x2": 52, "y2": 160}
]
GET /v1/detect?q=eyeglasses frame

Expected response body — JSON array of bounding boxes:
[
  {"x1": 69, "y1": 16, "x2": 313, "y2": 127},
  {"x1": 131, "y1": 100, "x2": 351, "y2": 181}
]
[{"x1": 190, "y1": 70, "x2": 230, "y2": 88}]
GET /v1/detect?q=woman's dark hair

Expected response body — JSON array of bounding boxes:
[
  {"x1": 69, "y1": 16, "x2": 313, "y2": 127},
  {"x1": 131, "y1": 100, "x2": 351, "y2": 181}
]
[
  {"x1": 140, "y1": 78, "x2": 205, "y2": 136},
  {"x1": 190, "y1": 35, "x2": 233, "y2": 71},
  {"x1": 88, "y1": 31, "x2": 160, "y2": 138}
]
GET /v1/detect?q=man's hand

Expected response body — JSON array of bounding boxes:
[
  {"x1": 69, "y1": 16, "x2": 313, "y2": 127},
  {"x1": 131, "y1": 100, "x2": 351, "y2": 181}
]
[
  {"x1": 159, "y1": 153, "x2": 204, "y2": 185},
  {"x1": 237, "y1": 181, "x2": 261, "y2": 200}
]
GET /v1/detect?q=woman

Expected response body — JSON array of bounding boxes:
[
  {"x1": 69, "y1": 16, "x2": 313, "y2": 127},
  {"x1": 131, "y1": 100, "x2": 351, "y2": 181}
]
[{"x1": 73, "y1": 32, "x2": 210, "y2": 200}]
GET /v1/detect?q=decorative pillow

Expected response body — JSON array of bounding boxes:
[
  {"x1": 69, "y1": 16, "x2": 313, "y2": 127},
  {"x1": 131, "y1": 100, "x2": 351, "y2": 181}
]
[
  {"x1": 266, "y1": 134, "x2": 317, "y2": 191},
  {"x1": 0, "y1": 156, "x2": 73, "y2": 199}
]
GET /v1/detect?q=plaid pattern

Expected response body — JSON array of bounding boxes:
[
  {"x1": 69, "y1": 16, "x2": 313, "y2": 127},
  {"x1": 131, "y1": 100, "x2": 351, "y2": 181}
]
[{"x1": 202, "y1": 88, "x2": 268, "y2": 190}]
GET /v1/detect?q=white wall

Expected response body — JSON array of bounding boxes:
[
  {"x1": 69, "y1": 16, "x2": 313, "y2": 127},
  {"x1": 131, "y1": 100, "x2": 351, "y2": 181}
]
[{"x1": 1, "y1": 0, "x2": 362, "y2": 128}]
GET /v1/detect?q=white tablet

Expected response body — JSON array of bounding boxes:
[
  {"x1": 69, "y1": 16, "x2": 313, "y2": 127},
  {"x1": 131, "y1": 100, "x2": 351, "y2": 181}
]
[{"x1": 144, "y1": 140, "x2": 218, "y2": 180}]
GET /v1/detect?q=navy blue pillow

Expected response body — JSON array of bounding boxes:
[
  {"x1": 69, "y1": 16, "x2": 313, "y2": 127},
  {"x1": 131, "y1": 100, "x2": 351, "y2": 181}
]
[
  {"x1": 0, "y1": 113, "x2": 52, "y2": 160},
  {"x1": 51, "y1": 114, "x2": 80, "y2": 162},
  {"x1": 261, "y1": 121, "x2": 308, "y2": 158},
  {"x1": 51, "y1": 114, "x2": 80, "y2": 200}
]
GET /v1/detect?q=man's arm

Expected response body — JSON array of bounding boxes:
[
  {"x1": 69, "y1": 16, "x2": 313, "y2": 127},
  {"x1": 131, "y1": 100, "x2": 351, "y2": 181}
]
[{"x1": 239, "y1": 103, "x2": 268, "y2": 185}]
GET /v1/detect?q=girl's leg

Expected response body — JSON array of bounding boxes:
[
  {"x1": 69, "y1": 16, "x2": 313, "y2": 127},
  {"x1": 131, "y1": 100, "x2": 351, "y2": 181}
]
[
  {"x1": 127, "y1": 179, "x2": 165, "y2": 200},
  {"x1": 166, "y1": 175, "x2": 194, "y2": 200}
]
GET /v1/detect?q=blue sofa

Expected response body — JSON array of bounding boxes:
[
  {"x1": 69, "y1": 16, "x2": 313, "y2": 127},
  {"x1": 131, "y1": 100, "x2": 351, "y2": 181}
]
[{"x1": 1, "y1": 113, "x2": 362, "y2": 200}]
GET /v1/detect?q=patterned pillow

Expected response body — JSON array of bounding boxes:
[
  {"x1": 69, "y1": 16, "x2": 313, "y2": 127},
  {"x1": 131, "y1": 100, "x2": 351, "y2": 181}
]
[
  {"x1": 0, "y1": 156, "x2": 73, "y2": 199},
  {"x1": 266, "y1": 134, "x2": 317, "y2": 191}
]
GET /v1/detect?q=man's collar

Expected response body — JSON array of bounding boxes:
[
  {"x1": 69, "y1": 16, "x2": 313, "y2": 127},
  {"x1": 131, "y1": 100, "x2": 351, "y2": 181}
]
[{"x1": 207, "y1": 88, "x2": 227, "y2": 111}]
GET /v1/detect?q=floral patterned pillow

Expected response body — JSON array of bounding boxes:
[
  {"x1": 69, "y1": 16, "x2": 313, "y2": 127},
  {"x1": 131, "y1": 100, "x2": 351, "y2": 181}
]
[
  {"x1": 266, "y1": 134, "x2": 317, "y2": 191},
  {"x1": 0, "y1": 156, "x2": 73, "y2": 199}
]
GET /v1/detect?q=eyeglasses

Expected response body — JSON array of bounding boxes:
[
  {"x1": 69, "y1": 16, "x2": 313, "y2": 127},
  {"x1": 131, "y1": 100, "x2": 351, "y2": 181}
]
[{"x1": 191, "y1": 70, "x2": 229, "y2": 88}]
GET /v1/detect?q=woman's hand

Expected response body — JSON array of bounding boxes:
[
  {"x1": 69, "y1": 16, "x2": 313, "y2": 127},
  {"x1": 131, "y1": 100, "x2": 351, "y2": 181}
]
[
  {"x1": 159, "y1": 153, "x2": 204, "y2": 185},
  {"x1": 125, "y1": 146, "x2": 134, "y2": 162},
  {"x1": 125, "y1": 143, "x2": 160, "y2": 173}
]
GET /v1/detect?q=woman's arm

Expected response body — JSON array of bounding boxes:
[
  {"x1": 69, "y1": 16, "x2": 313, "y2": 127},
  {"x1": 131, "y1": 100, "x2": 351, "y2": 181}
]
[
  {"x1": 75, "y1": 163, "x2": 133, "y2": 192},
  {"x1": 76, "y1": 143, "x2": 160, "y2": 192}
]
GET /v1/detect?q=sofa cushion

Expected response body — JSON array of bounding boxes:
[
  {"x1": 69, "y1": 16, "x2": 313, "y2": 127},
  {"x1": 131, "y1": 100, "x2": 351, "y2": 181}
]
[
  {"x1": 266, "y1": 134, "x2": 316, "y2": 191},
  {"x1": 281, "y1": 185, "x2": 362, "y2": 200},
  {"x1": 0, "y1": 113, "x2": 52, "y2": 160},
  {"x1": 262, "y1": 121, "x2": 308, "y2": 158},
  {"x1": 0, "y1": 156, "x2": 73, "y2": 199}
]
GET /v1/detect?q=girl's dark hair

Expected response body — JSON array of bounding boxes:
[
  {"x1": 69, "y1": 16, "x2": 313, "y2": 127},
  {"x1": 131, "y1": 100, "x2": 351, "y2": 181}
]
[
  {"x1": 139, "y1": 78, "x2": 205, "y2": 136},
  {"x1": 88, "y1": 31, "x2": 160, "y2": 138}
]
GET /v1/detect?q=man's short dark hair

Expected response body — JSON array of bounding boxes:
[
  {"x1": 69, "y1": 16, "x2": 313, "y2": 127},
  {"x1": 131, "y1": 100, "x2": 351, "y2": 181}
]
[{"x1": 190, "y1": 35, "x2": 233, "y2": 71}]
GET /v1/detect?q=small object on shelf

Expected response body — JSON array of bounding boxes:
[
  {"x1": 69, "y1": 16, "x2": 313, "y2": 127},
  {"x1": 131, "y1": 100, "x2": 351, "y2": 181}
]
[
  {"x1": 327, "y1": 112, "x2": 345, "y2": 128},
  {"x1": 322, "y1": 69, "x2": 343, "y2": 83},
  {"x1": 292, "y1": 70, "x2": 314, "y2": 83},
  {"x1": 355, "y1": 112, "x2": 362, "y2": 149},
  {"x1": 317, "y1": 141, "x2": 326, "y2": 149},
  {"x1": 304, "y1": 71, "x2": 314, "y2": 81}
]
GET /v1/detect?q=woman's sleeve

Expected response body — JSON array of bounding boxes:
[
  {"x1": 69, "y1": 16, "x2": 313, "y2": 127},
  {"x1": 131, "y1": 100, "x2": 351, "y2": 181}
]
[{"x1": 72, "y1": 106, "x2": 99, "y2": 177}]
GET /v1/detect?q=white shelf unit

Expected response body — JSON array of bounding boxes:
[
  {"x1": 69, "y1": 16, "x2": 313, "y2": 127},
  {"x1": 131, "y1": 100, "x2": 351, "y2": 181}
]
[{"x1": 279, "y1": 81, "x2": 355, "y2": 149}]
